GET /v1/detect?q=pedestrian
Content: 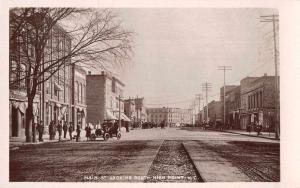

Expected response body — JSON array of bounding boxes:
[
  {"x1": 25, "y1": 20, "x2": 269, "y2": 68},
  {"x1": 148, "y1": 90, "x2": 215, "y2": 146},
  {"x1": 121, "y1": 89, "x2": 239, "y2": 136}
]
[
  {"x1": 52, "y1": 121, "x2": 57, "y2": 140},
  {"x1": 63, "y1": 121, "x2": 68, "y2": 139},
  {"x1": 57, "y1": 121, "x2": 63, "y2": 141},
  {"x1": 37, "y1": 120, "x2": 44, "y2": 142},
  {"x1": 69, "y1": 122, "x2": 73, "y2": 140},
  {"x1": 246, "y1": 124, "x2": 251, "y2": 134},
  {"x1": 85, "y1": 124, "x2": 91, "y2": 141},
  {"x1": 125, "y1": 121, "x2": 129, "y2": 132},
  {"x1": 76, "y1": 123, "x2": 81, "y2": 142},
  {"x1": 49, "y1": 121, "x2": 53, "y2": 140},
  {"x1": 255, "y1": 121, "x2": 262, "y2": 136}
]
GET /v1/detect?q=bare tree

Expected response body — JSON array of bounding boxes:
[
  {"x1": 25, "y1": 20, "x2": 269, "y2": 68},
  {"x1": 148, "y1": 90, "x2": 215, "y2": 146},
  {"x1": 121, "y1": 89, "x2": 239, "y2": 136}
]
[{"x1": 9, "y1": 8, "x2": 134, "y2": 142}]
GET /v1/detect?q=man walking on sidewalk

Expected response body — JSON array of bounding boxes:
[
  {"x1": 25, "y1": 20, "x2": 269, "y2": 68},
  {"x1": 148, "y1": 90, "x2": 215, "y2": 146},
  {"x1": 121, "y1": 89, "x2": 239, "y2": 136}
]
[
  {"x1": 37, "y1": 120, "x2": 44, "y2": 142},
  {"x1": 68, "y1": 122, "x2": 73, "y2": 141},
  {"x1": 63, "y1": 122, "x2": 68, "y2": 139}
]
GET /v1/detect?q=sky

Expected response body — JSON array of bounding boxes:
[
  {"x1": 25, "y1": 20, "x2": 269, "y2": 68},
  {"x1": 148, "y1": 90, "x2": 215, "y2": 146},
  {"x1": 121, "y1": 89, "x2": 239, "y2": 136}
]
[{"x1": 108, "y1": 8, "x2": 278, "y2": 109}]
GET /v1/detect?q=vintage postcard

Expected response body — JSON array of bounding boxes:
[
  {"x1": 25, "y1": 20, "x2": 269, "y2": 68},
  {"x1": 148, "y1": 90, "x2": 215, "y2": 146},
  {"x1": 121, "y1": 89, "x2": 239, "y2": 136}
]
[{"x1": 1, "y1": 0, "x2": 300, "y2": 188}]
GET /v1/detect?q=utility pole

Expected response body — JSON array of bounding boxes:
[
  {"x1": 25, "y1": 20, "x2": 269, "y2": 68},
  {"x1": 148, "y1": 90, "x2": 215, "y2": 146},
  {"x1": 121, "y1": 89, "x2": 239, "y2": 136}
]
[
  {"x1": 196, "y1": 94, "x2": 203, "y2": 124},
  {"x1": 218, "y1": 65, "x2": 232, "y2": 128},
  {"x1": 202, "y1": 82, "x2": 212, "y2": 123},
  {"x1": 117, "y1": 95, "x2": 122, "y2": 131},
  {"x1": 260, "y1": 14, "x2": 279, "y2": 139}
]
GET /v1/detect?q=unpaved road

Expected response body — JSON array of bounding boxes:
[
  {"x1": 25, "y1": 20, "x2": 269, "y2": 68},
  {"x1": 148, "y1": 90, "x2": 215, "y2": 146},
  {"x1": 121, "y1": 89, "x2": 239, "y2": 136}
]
[{"x1": 10, "y1": 128, "x2": 279, "y2": 182}]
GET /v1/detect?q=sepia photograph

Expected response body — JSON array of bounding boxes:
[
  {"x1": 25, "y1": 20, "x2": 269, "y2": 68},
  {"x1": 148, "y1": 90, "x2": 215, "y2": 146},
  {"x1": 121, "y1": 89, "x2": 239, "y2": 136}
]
[
  {"x1": 6, "y1": 7, "x2": 283, "y2": 183},
  {"x1": 1, "y1": 0, "x2": 300, "y2": 186}
]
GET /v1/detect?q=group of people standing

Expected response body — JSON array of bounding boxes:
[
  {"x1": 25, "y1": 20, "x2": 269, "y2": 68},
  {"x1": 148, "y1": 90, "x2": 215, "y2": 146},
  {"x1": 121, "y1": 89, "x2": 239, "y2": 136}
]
[{"x1": 35, "y1": 120, "x2": 82, "y2": 142}]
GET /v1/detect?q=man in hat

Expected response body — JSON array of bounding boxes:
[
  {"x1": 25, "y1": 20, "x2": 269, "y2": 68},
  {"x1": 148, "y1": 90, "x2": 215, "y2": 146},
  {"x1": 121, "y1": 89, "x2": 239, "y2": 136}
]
[{"x1": 37, "y1": 120, "x2": 44, "y2": 142}]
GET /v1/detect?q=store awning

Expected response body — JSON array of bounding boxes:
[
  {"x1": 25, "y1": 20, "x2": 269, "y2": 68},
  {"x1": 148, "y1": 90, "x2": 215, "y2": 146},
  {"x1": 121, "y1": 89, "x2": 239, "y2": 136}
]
[
  {"x1": 114, "y1": 112, "x2": 131, "y2": 122},
  {"x1": 106, "y1": 110, "x2": 117, "y2": 120},
  {"x1": 122, "y1": 113, "x2": 131, "y2": 121}
]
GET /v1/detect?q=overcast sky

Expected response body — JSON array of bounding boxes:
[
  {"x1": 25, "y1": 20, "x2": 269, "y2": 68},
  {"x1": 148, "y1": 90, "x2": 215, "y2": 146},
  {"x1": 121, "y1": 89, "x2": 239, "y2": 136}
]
[{"x1": 111, "y1": 8, "x2": 278, "y2": 109}]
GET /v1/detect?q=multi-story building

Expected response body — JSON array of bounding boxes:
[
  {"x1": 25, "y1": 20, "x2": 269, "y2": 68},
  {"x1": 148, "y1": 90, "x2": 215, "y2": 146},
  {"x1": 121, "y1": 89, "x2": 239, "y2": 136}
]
[
  {"x1": 9, "y1": 21, "x2": 73, "y2": 137},
  {"x1": 124, "y1": 98, "x2": 136, "y2": 121},
  {"x1": 240, "y1": 74, "x2": 278, "y2": 130},
  {"x1": 220, "y1": 85, "x2": 238, "y2": 102},
  {"x1": 72, "y1": 65, "x2": 87, "y2": 129},
  {"x1": 86, "y1": 71, "x2": 130, "y2": 125},
  {"x1": 226, "y1": 86, "x2": 241, "y2": 129},
  {"x1": 146, "y1": 107, "x2": 168, "y2": 125},
  {"x1": 134, "y1": 97, "x2": 147, "y2": 123},
  {"x1": 147, "y1": 107, "x2": 192, "y2": 126},
  {"x1": 201, "y1": 100, "x2": 223, "y2": 126}
]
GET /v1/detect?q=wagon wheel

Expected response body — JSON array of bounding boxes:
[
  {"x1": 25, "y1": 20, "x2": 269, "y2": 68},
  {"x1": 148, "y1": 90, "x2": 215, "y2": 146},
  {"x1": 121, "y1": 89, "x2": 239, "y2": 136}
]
[
  {"x1": 103, "y1": 133, "x2": 110, "y2": 141},
  {"x1": 117, "y1": 132, "x2": 121, "y2": 140},
  {"x1": 90, "y1": 134, "x2": 96, "y2": 141}
]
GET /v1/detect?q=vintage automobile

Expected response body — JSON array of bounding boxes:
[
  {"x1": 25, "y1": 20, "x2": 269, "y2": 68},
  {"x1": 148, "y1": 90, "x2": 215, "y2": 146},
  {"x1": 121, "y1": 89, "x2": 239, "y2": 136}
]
[{"x1": 89, "y1": 125, "x2": 110, "y2": 141}]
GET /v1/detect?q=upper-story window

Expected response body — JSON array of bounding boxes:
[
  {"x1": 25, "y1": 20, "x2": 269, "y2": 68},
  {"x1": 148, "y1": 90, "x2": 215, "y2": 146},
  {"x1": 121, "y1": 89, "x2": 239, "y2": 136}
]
[
  {"x1": 75, "y1": 81, "x2": 79, "y2": 102},
  {"x1": 79, "y1": 83, "x2": 82, "y2": 103},
  {"x1": 112, "y1": 79, "x2": 116, "y2": 93}
]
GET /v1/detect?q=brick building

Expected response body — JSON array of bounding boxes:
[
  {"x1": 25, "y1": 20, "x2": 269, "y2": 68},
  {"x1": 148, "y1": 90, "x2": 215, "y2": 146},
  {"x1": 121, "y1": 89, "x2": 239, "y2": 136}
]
[
  {"x1": 226, "y1": 86, "x2": 241, "y2": 129},
  {"x1": 200, "y1": 100, "x2": 223, "y2": 126},
  {"x1": 240, "y1": 75, "x2": 277, "y2": 130},
  {"x1": 86, "y1": 71, "x2": 130, "y2": 125},
  {"x1": 9, "y1": 22, "x2": 73, "y2": 137}
]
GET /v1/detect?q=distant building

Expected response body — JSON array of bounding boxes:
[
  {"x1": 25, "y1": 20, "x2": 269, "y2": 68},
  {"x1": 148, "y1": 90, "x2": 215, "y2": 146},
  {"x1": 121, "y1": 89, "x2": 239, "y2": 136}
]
[
  {"x1": 147, "y1": 107, "x2": 192, "y2": 126},
  {"x1": 134, "y1": 97, "x2": 147, "y2": 123},
  {"x1": 86, "y1": 71, "x2": 130, "y2": 125},
  {"x1": 201, "y1": 100, "x2": 223, "y2": 126},
  {"x1": 240, "y1": 74, "x2": 278, "y2": 130},
  {"x1": 124, "y1": 98, "x2": 136, "y2": 121}
]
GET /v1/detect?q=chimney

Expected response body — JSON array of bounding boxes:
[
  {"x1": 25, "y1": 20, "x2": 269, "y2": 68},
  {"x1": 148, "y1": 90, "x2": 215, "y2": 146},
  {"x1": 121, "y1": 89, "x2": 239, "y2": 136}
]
[
  {"x1": 264, "y1": 73, "x2": 267, "y2": 76},
  {"x1": 88, "y1": 71, "x2": 91, "y2": 75}
]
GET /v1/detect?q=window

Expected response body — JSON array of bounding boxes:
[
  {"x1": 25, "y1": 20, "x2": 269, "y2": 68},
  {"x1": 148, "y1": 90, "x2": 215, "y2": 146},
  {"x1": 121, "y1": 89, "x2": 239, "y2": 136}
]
[
  {"x1": 112, "y1": 79, "x2": 116, "y2": 93},
  {"x1": 80, "y1": 83, "x2": 83, "y2": 103},
  {"x1": 248, "y1": 96, "x2": 250, "y2": 109},
  {"x1": 75, "y1": 82, "x2": 79, "y2": 102},
  {"x1": 46, "y1": 81, "x2": 50, "y2": 94}
]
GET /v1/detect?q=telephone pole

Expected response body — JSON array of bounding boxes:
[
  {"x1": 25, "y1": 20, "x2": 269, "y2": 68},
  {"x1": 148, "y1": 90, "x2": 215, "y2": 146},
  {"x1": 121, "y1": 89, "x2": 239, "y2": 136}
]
[
  {"x1": 117, "y1": 95, "x2": 123, "y2": 131},
  {"x1": 260, "y1": 14, "x2": 279, "y2": 139},
  {"x1": 195, "y1": 94, "x2": 203, "y2": 124},
  {"x1": 202, "y1": 83, "x2": 212, "y2": 122},
  {"x1": 218, "y1": 65, "x2": 232, "y2": 127}
]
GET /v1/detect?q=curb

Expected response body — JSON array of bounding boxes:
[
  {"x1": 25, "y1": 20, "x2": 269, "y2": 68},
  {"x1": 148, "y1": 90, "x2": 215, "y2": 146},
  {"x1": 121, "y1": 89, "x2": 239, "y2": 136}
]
[
  {"x1": 222, "y1": 130, "x2": 279, "y2": 141},
  {"x1": 181, "y1": 143, "x2": 205, "y2": 182},
  {"x1": 9, "y1": 139, "x2": 71, "y2": 150}
]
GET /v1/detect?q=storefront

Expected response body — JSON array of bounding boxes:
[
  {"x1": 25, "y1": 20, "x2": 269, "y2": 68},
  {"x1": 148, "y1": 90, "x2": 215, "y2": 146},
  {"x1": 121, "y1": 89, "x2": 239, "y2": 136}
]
[{"x1": 9, "y1": 99, "x2": 39, "y2": 138}]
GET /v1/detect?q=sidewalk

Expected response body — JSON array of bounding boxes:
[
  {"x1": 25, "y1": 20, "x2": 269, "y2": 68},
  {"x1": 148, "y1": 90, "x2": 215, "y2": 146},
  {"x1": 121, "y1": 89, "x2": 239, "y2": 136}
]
[
  {"x1": 221, "y1": 129, "x2": 278, "y2": 140},
  {"x1": 9, "y1": 127, "x2": 129, "y2": 149},
  {"x1": 9, "y1": 132, "x2": 73, "y2": 150},
  {"x1": 183, "y1": 141, "x2": 251, "y2": 182}
]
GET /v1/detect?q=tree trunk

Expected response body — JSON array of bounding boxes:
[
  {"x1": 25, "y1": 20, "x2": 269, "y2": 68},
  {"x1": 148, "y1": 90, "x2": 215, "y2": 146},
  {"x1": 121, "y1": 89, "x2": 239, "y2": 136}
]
[{"x1": 25, "y1": 99, "x2": 34, "y2": 143}]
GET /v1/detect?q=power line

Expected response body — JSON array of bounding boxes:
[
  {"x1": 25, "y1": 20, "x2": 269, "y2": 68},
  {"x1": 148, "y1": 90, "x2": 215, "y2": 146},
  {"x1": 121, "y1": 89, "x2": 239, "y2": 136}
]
[
  {"x1": 218, "y1": 66, "x2": 232, "y2": 125},
  {"x1": 202, "y1": 82, "x2": 212, "y2": 122}
]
